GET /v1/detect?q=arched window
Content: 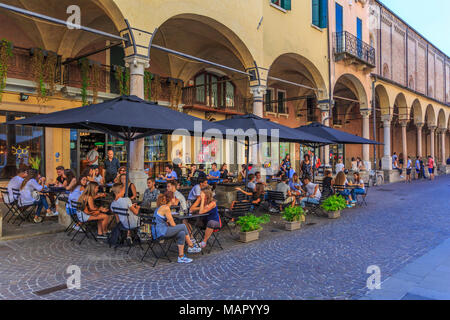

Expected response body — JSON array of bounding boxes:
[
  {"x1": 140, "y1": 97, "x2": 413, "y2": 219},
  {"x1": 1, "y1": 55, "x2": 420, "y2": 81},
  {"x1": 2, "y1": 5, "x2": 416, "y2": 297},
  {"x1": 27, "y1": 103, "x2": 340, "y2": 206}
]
[{"x1": 194, "y1": 71, "x2": 235, "y2": 108}]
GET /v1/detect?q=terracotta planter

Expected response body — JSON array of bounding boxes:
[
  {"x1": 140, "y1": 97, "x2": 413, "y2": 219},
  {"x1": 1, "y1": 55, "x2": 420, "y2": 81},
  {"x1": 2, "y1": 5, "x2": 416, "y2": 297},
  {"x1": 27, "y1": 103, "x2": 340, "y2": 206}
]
[
  {"x1": 327, "y1": 210, "x2": 341, "y2": 219},
  {"x1": 239, "y1": 228, "x2": 262, "y2": 243},
  {"x1": 284, "y1": 220, "x2": 302, "y2": 231}
]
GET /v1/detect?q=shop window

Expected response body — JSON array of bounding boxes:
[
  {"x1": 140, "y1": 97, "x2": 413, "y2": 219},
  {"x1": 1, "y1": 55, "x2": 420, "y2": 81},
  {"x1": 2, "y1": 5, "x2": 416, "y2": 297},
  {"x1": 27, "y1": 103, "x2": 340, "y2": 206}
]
[
  {"x1": 271, "y1": 0, "x2": 291, "y2": 11},
  {"x1": 312, "y1": 0, "x2": 328, "y2": 28},
  {"x1": 277, "y1": 90, "x2": 287, "y2": 114},
  {"x1": 0, "y1": 111, "x2": 45, "y2": 180}
]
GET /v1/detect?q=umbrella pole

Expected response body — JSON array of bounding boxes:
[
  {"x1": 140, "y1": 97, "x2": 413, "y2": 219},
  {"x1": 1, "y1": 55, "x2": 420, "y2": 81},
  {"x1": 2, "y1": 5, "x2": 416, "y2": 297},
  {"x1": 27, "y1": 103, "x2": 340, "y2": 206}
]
[
  {"x1": 313, "y1": 145, "x2": 316, "y2": 183},
  {"x1": 125, "y1": 140, "x2": 131, "y2": 199},
  {"x1": 245, "y1": 139, "x2": 249, "y2": 192}
]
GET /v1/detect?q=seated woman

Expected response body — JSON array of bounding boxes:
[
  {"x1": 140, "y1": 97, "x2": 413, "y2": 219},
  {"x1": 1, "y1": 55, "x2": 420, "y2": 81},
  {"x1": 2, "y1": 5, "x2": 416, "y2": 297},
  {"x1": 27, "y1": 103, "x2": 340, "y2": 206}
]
[
  {"x1": 118, "y1": 174, "x2": 137, "y2": 200},
  {"x1": 234, "y1": 183, "x2": 265, "y2": 207},
  {"x1": 349, "y1": 172, "x2": 366, "y2": 201},
  {"x1": 93, "y1": 166, "x2": 104, "y2": 185},
  {"x1": 67, "y1": 175, "x2": 88, "y2": 212},
  {"x1": 289, "y1": 173, "x2": 303, "y2": 197},
  {"x1": 19, "y1": 169, "x2": 53, "y2": 223},
  {"x1": 111, "y1": 183, "x2": 141, "y2": 243},
  {"x1": 189, "y1": 189, "x2": 221, "y2": 249},
  {"x1": 334, "y1": 171, "x2": 355, "y2": 208},
  {"x1": 154, "y1": 192, "x2": 201, "y2": 263},
  {"x1": 77, "y1": 182, "x2": 111, "y2": 239},
  {"x1": 219, "y1": 164, "x2": 230, "y2": 182},
  {"x1": 63, "y1": 169, "x2": 77, "y2": 191},
  {"x1": 114, "y1": 166, "x2": 127, "y2": 184}
]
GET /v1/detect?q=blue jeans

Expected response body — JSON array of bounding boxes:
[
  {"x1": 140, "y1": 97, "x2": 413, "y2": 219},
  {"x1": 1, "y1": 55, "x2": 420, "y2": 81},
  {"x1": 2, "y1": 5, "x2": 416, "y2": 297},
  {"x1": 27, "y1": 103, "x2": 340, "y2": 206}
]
[
  {"x1": 35, "y1": 195, "x2": 49, "y2": 216},
  {"x1": 351, "y1": 188, "x2": 366, "y2": 200},
  {"x1": 338, "y1": 189, "x2": 351, "y2": 201},
  {"x1": 300, "y1": 197, "x2": 319, "y2": 208}
]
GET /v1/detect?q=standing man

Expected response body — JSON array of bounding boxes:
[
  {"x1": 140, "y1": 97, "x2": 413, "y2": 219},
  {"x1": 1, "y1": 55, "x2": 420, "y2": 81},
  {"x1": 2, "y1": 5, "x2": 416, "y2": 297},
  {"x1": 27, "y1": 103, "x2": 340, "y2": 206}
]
[
  {"x1": 415, "y1": 156, "x2": 421, "y2": 180},
  {"x1": 405, "y1": 156, "x2": 412, "y2": 183},
  {"x1": 86, "y1": 144, "x2": 99, "y2": 166},
  {"x1": 104, "y1": 149, "x2": 120, "y2": 184},
  {"x1": 427, "y1": 155, "x2": 435, "y2": 181}
]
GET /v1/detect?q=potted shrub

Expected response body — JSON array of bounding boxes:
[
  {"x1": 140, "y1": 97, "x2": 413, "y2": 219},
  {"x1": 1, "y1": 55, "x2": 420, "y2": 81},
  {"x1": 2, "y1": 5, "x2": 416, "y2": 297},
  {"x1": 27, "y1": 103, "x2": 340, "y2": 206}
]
[
  {"x1": 236, "y1": 214, "x2": 270, "y2": 243},
  {"x1": 321, "y1": 195, "x2": 347, "y2": 219},
  {"x1": 282, "y1": 206, "x2": 305, "y2": 231}
]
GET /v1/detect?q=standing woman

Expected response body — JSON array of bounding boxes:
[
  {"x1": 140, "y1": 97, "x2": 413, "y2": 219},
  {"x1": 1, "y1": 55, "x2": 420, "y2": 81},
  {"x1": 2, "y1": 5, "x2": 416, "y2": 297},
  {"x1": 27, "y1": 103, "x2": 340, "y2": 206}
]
[
  {"x1": 77, "y1": 182, "x2": 110, "y2": 239},
  {"x1": 19, "y1": 169, "x2": 53, "y2": 223},
  {"x1": 300, "y1": 154, "x2": 313, "y2": 181}
]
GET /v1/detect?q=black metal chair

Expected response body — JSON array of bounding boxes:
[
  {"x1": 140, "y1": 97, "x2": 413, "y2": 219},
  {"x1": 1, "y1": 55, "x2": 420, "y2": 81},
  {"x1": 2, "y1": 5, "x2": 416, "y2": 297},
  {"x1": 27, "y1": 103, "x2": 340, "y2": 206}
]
[
  {"x1": 355, "y1": 183, "x2": 370, "y2": 207},
  {"x1": 140, "y1": 215, "x2": 175, "y2": 267},
  {"x1": 14, "y1": 189, "x2": 37, "y2": 226},
  {"x1": 267, "y1": 190, "x2": 291, "y2": 213},
  {"x1": 219, "y1": 201, "x2": 252, "y2": 235},
  {"x1": 110, "y1": 206, "x2": 143, "y2": 254},
  {"x1": 0, "y1": 187, "x2": 19, "y2": 223},
  {"x1": 70, "y1": 201, "x2": 98, "y2": 244}
]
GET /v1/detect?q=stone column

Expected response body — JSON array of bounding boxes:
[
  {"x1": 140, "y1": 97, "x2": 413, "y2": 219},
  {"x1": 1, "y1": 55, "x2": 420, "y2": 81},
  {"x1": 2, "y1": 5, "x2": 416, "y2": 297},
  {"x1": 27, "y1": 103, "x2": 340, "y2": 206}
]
[
  {"x1": 400, "y1": 120, "x2": 408, "y2": 162},
  {"x1": 416, "y1": 122, "x2": 424, "y2": 158},
  {"x1": 439, "y1": 129, "x2": 446, "y2": 165},
  {"x1": 429, "y1": 125, "x2": 436, "y2": 160},
  {"x1": 381, "y1": 114, "x2": 392, "y2": 170},
  {"x1": 250, "y1": 85, "x2": 266, "y2": 118},
  {"x1": 361, "y1": 110, "x2": 372, "y2": 170},
  {"x1": 319, "y1": 103, "x2": 331, "y2": 166},
  {"x1": 125, "y1": 55, "x2": 150, "y2": 194}
]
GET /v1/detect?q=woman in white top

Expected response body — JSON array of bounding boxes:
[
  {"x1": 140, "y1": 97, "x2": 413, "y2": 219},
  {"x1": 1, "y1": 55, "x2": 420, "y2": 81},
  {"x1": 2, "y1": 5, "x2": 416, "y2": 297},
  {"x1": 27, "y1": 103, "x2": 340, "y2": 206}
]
[
  {"x1": 350, "y1": 172, "x2": 365, "y2": 203},
  {"x1": 93, "y1": 167, "x2": 104, "y2": 185},
  {"x1": 19, "y1": 169, "x2": 52, "y2": 223}
]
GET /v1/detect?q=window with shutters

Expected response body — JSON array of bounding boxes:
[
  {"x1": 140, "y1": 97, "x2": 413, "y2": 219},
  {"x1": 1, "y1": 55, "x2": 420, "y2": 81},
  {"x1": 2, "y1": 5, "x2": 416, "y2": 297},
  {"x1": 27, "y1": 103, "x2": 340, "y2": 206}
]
[
  {"x1": 270, "y1": 0, "x2": 291, "y2": 11},
  {"x1": 312, "y1": 0, "x2": 328, "y2": 28}
]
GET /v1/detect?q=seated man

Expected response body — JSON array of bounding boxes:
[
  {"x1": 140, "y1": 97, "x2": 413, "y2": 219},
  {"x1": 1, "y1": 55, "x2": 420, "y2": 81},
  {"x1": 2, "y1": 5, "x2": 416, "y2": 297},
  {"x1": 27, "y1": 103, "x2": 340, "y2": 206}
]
[
  {"x1": 299, "y1": 176, "x2": 322, "y2": 208},
  {"x1": 141, "y1": 178, "x2": 160, "y2": 208},
  {"x1": 247, "y1": 174, "x2": 257, "y2": 192},
  {"x1": 289, "y1": 173, "x2": 303, "y2": 197},
  {"x1": 159, "y1": 164, "x2": 178, "y2": 181},
  {"x1": 167, "y1": 180, "x2": 188, "y2": 214},
  {"x1": 275, "y1": 175, "x2": 295, "y2": 208},
  {"x1": 255, "y1": 171, "x2": 267, "y2": 186},
  {"x1": 48, "y1": 166, "x2": 66, "y2": 211},
  {"x1": 187, "y1": 177, "x2": 209, "y2": 204},
  {"x1": 234, "y1": 183, "x2": 265, "y2": 207},
  {"x1": 6, "y1": 168, "x2": 28, "y2": 204},
  {"x1": 111, "y1": 183, "x2": 141, "y2": 243},
  {"x1": 207, "y1": 163, "x2": 221, "y2": 180}
]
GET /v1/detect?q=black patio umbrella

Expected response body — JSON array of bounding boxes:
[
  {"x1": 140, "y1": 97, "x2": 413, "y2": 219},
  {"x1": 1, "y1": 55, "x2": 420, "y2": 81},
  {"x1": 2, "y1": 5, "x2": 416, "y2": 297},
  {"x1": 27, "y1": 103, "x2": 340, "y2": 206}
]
[
  {"x1": 295, "y1": 122, "x2": 382, "y2": 181},
  {"x1": 6, "y1": 95, "x2": 229, "y2": 194},
  {"x1": 216, "y1": 114, "x2": 333, "y2": 187}
]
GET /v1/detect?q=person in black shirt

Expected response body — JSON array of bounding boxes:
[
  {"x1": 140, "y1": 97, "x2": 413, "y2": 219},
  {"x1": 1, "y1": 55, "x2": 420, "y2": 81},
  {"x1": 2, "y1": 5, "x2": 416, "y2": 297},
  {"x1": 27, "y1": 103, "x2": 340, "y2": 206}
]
[
  {"x1": 104, "y1": 150, "x2": 120, "y2": 184},
  {"x1": 220, "y1": 164, "x2": 229, "y2": 181},
  {"x1": 322, "y1": 170, "x2": 334, "y2": 199}
]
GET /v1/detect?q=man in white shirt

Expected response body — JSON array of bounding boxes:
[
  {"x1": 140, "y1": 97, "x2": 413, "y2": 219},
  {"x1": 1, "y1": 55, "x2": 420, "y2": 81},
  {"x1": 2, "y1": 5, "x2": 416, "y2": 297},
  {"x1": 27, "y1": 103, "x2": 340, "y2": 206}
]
[
  {"x1": 335, "y1": 159, "x2": 345, "y2": 174},
  {"x1": 6, "y1": 168, "x2": 28, "y2": 204},
  {"x1": 86, "y1": 145, "x2": 99, "y2": 166},
  {"x1": 167, "y1": 181, "x2": 188, "y2": 213},
  {"x1": 299, "y1": 176, "x2": 321, "y2": 208},
  {"x1": 110, "y1": 184, "x2": 141, "y2": 243}
]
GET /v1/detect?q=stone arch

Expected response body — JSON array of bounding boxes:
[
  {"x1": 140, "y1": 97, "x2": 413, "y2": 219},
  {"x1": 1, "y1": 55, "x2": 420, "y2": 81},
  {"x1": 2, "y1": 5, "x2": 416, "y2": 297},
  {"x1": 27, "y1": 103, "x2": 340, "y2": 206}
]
[
  {"x1": 333, "y1": 73, "x2": 369, "y2": 109},
  {"x1": 375, "y1": 84, "x2": 390, "y2": 115},
  {"x1": 151, "y1": 14, "x2": 256, "y2": 82},
  {"x1": 425, "y1": 104, "x2": 437, "y2": 127},
  {"x1": 267, "y1": 53, "x2": 328, "y2": 99},
  {"x1": 393, "y1": 93, "x2": 409, "y2": 120},
  {"x1": 438, "y1": 109, "x2": 446, "y2": 129},
  {"x1": 410, "y1": 99, "x2": 423, "y2": 123}
]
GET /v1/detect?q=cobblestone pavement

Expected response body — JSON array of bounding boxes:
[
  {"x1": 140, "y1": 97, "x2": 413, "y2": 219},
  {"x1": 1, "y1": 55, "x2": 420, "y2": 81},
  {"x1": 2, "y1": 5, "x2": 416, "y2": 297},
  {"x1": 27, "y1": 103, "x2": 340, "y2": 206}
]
[{"x1": 0, "y1": 176, "x2": 449, "y2": 300}]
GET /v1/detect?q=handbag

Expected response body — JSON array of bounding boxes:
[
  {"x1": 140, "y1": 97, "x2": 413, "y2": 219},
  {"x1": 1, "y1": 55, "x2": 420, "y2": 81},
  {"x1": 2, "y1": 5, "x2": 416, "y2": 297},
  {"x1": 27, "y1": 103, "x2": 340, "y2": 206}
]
[{"x1": 32, "y1": 190, "x2": 40, "y2": 201}]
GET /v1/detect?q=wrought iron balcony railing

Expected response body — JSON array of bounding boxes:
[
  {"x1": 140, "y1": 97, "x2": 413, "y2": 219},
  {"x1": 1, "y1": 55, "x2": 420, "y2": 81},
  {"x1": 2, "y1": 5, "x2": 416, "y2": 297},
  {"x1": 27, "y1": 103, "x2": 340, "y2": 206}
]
[{"x1": 334, "y1": 31, "x2": 376, "y2": 68}]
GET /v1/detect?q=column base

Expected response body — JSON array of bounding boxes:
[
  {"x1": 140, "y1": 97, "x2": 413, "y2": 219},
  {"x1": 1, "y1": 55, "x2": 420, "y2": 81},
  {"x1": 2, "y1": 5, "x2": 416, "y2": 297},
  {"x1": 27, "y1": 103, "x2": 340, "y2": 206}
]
[
  {"x1": 438, "y1": 164, "x2": 450, "y2": 175},
  {"x1": 381, "y1": 156, "x2": 392, "y2": 171},
  {"x1": 362, "y1": 161, "x2": 372, "y2": 171},
  {"x1": 129, "y1": 170, "x2": 148, "y2": 196},
  {"x1": 383, "y1": 169, "x2": 405, "y2": 183}
]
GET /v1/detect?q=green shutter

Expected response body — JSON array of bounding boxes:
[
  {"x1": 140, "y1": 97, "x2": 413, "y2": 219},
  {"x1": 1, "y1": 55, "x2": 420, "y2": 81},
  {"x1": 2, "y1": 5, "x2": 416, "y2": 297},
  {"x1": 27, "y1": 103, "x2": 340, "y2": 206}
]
[
  {"x1": 282, "y1": 0, "x2": 291, "y2": 10},
  {"x1": 312, "y1": 0, "x2": 320, "y2": 26},
  {"x1": 319, "y1": 0, "x2": 328, "y2": 28}
]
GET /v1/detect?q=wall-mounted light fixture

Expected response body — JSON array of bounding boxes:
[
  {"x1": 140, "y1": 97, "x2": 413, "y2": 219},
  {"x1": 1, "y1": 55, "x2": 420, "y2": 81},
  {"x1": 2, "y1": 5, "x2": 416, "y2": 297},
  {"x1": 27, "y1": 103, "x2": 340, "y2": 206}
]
[{"x1": 20, "y1": 93, "x2": 29, "y2": 101}]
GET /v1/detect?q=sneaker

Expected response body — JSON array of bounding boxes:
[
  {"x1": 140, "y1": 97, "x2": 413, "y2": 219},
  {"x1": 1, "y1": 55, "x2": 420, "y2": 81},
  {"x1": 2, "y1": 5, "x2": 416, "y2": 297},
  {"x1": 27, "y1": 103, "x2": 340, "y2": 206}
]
[
  {"x1": 178, "y1": 255, "x2": 193, "y2": 264},
  {"x1": 187, "y1": 244, "x2": 202, "y2": 254},
  {"x1": 190, "y1": 238, "x2": 198, "y2": 245},
  {"x1": 351, "y1": 200, "x2": 357, "y2": 204},
  {"x1": 126, "y1": 236, "x2": 133, "y2": 245},
  {"x1": 346, "y1": 204, "x2": 352, "y2": 208},
  {"x1": 46, "y1": 211, "x2": 57, "y2": 217},
  {"x1": 400, "y1": 175, "x2": 404, "y2": 179},
  {"x1": 33, "y1": 216, "x2": 43, "y2": 223},
  {"x1": 96, "y1": 234, "x2": 107, "y2": 240},
  {"x1": 199, "y1": 241, "x2": 207, "y2": 249}
]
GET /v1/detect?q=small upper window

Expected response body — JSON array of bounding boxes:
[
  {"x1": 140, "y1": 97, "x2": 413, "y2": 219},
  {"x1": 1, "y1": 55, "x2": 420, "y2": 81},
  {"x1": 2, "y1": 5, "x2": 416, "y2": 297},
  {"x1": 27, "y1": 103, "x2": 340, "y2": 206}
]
[
  {"x1": 271, "y1": 0, "x2": 291, "y2": 11},
  {"x1": 312, "y1": 0, "x2": 328, "y2": 28}
]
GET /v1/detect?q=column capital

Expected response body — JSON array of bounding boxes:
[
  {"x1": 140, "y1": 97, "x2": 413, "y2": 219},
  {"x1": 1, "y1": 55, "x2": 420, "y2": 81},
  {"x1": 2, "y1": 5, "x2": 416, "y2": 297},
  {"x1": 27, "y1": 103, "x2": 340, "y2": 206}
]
[
  {"x1": 381, "y1": 114, "x2": 392, "y2": 123},
  {"x1": 249, "y1": 85, "x2": 267, "y2": 98},
  {"x1": 416, "y1": 122, "x2": 424, "y2": 129},
  {"x1": 437, "y1": 128, "x2": 447, "y2": 134},
  {"x1": 318, "y1": 100, "x2": 332, "y2": 112},
  {"x1": 124, "y1": 55, "x2": 150, "y2": 70},
  {"x1": 399, "y1": 120, "x2": 409, "y2": 127},
  {"x1": 360, "y1": 109, "x2": 372, "y2": 118},
  {"x1": 428, "y1": 125, "x2": 437, "y2": 131}
]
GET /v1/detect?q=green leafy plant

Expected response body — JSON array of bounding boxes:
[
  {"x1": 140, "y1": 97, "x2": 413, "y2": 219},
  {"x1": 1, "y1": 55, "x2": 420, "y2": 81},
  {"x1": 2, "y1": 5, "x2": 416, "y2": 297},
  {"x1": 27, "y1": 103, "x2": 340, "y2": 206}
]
[
  {"x1": 321, "y1": 195, "x2": 347, "y2": 212},
  {"x1": 79, "y1": 58, "x2": 90, "y2": 106},
  {"x1": 29, "y1": 156, "x2": 41, "y2": 170},
  {"x1": 236, "y1": 214, "x2": 270, "y2": 233},
  {"x1": 0, "y1": 39, "x2": 13, "y2": 102},
  {"x1": 144, "y1": 70, "x2": 153, "y2": 101},
  {"x1": 282, "y1": 206, "x2": 305, "y2": 222}
]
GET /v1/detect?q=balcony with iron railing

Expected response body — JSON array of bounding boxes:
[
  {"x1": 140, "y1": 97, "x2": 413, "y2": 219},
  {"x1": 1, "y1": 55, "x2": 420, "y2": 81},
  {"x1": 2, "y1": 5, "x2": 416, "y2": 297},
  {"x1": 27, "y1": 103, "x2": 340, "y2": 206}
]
[
  {"x1": 182, "y1": 85, "x2": 251, "y2": 114},
  {"x1": 334, "y1": 31, "x2": 376, "y2": 68}
]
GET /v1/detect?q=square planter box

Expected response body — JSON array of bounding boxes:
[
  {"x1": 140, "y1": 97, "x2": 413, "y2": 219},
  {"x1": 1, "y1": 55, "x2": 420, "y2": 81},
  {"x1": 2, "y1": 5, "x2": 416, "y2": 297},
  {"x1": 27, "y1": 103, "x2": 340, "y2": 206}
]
[
  {"x1": 239, "y1": 229, "x2": 262, "y2": 243},
  {"x1": 284, "y1": 220, "x2": 302, "y2": 231},
  {"x1": 327, "y1": 210, "x2": 341, "y2": 219}
]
